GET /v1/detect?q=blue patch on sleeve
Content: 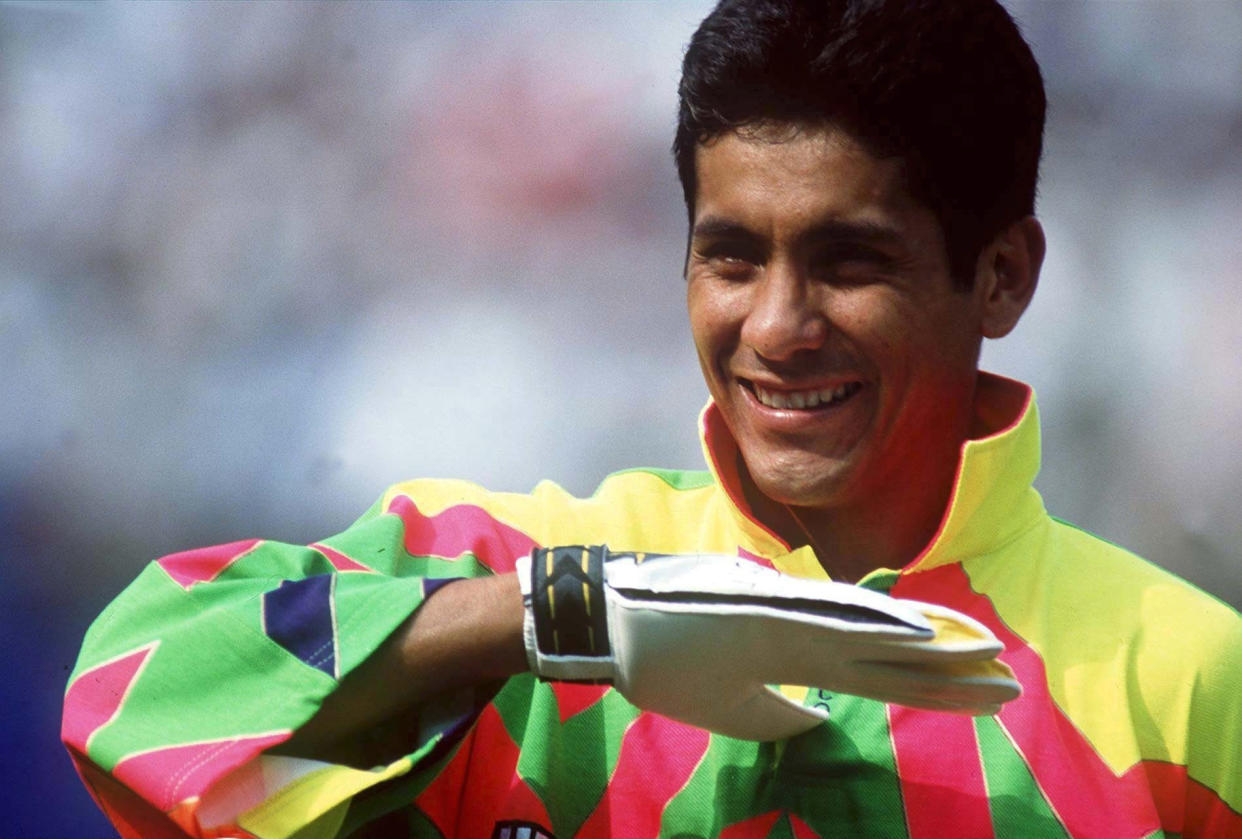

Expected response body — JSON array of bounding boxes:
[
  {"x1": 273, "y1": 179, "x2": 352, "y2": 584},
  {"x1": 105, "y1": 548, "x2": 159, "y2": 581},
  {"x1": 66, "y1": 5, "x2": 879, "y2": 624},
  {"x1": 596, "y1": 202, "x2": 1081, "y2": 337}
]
[
  {"x1": 422, "y1": 577, "x2": 461, "y2": 599},
  {"x1": 263, "y1": 575, "x2": 337, "y2": 678}
]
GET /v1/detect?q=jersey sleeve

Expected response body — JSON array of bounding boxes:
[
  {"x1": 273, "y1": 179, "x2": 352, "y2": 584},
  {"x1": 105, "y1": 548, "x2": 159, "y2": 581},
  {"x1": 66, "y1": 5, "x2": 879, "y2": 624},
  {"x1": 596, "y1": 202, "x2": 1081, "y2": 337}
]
[
  {"x1": 61, "y1": 486, "x2": 524, "y2": 839},
  {"x1": 1181, "y1": 608, "x2": 1242, "y2": 837}
]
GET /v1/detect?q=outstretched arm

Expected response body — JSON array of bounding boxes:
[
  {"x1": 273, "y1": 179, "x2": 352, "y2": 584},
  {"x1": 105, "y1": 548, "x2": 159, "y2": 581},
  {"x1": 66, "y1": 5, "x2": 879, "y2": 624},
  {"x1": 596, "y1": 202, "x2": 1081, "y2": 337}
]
[
  {"x1": 275, "y1": 572, "x2": 526, "y2": 765},
  {"x1": 62, "y1": 489, "x2": 529, "y2": 838}
]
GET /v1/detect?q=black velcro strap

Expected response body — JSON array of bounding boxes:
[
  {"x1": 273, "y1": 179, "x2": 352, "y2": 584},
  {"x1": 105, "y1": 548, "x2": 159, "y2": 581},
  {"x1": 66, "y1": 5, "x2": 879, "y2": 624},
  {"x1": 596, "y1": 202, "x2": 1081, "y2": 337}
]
[{"x1": 529, "y1": 545, "x2": 611, "y2": 659}]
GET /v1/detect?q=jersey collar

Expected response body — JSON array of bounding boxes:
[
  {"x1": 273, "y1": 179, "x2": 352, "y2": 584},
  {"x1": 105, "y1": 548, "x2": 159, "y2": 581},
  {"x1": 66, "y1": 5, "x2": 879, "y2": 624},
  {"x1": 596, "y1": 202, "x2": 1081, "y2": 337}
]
[{"x1": 698, "y1": 371, "x2": 1046, "y2": 579}]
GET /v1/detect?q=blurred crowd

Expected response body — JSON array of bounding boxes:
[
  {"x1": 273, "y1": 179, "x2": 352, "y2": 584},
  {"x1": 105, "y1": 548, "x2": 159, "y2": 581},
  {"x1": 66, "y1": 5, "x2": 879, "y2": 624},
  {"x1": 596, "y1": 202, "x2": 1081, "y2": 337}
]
[{"x1": 2, "y1": 2, "x2": 1239, "y2": 833}]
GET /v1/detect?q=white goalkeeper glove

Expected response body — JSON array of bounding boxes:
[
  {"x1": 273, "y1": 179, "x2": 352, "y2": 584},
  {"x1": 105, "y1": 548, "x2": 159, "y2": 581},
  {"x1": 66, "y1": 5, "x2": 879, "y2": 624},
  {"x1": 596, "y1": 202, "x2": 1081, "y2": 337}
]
[{"x1": 516, "y1": 546, "x2": 1020, "y2": 742}]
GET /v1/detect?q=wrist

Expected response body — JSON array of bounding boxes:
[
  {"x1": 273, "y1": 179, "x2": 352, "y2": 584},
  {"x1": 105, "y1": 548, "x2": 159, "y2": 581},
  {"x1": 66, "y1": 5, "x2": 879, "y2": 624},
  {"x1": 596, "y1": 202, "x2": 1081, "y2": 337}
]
[{"x1": 517, "y1": 546, "x2": 615, "y2": 682}]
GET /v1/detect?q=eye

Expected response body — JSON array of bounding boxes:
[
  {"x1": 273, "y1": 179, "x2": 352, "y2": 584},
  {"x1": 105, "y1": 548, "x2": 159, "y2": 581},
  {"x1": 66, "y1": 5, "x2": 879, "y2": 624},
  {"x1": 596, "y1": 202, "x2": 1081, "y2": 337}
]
[
  {"x1": 809, "y1": 243, "x2": 897, "y2": 283},
  {"x1": 695, "y1": 241, "x2": 764, "y2": 280}
]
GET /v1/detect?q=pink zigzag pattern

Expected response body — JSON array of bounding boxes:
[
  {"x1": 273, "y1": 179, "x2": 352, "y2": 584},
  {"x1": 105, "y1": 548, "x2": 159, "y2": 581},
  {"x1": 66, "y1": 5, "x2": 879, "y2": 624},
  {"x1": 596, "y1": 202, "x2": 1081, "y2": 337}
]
[
  {"x1": 63, "y1": 643, "x2": 158, "y2": 754},
  {"x1": 737, "y1": 547, "x2": 776, "y2": 569},
  {"x1": 385, "y1": 495, "x2": 538, "y2": 574},
  {"x1": 552, "y1": 683, "x2": 610, "y2": 725},
  {"x1": 310, "y1": 541, "x2": 375, "y2": 573},
  {"x1": 718, "y1": 810, "x2": 784, "y2": 838},
  {"x1": 157, "y1": 539, "x2": 262, "y2": 590},
  {"x1": 788, "y1": 814, "x2": 822, "y2": 839},
  {"x1": 575, "y1": 712, "x2": 711, "y2": 838},
  {"x1": 112, "y1": 732, "x2": 290, "y2": 812}
]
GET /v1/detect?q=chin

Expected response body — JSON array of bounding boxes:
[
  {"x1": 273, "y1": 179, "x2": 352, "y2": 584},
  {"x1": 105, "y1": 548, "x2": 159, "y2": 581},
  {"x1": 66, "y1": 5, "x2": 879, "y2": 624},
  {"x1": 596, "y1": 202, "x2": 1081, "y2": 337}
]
[{"x1": 748, "y1": 457, "x2": 851, "y2": 510}]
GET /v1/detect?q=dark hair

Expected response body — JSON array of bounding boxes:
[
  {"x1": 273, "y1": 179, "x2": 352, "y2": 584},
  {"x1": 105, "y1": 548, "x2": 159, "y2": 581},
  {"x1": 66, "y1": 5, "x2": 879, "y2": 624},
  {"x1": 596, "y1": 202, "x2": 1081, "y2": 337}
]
[{"x1": 674, "y1": 0, "x2": 1045, "y2": 285}]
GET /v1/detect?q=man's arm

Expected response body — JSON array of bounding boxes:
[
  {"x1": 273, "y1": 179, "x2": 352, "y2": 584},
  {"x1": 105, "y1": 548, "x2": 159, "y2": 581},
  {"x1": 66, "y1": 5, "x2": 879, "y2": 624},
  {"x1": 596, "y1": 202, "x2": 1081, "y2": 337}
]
[
  {"x1": 62, "y1": 493, "x2": 526, "y2": 838},
  {"x1": 275, "y1": 572, "x2": 526, "y2": 766}
]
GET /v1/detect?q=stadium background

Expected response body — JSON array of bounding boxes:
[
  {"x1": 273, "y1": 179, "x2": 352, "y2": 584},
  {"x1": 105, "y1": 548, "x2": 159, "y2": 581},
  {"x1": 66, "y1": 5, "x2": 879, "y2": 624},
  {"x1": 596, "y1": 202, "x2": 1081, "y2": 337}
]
[{"x1": 2, "y1": 1, "x2": 1239, "y2": 834}]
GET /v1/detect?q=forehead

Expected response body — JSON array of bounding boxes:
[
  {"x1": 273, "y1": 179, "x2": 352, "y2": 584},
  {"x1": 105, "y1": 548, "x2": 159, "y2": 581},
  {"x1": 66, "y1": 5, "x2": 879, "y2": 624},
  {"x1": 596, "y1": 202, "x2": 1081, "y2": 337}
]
[{"x1": 691, "y1": 125, "x2": 928, "y2": 238}]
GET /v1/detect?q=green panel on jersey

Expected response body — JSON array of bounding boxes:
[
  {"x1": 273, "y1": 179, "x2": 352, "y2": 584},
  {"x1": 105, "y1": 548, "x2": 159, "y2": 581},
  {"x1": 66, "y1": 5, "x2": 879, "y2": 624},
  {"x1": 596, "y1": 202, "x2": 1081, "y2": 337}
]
[
  {"x1": 321, "y1": 512, "x2": 491, "y2": 579},
  {"x1": 493, "y1": 678, "x2": 640, "y2": 837},
  {"x1": 659, "y1": 735, "x2": 777, "y2": 837},
  {"x1": 491, "y1": 674, "x2": 538, "y2": 745},
  {"x1": 79, "y1": 544, "x2": 434, "y2": 766},
  {"x1": 776, "y1": 694, "x2": 908, "y2": 838},
  {"x1": 338, "y1": 773, "x2": 447, "y2": 839},
  {"x1": 857, "y1": 568, "x2": 900, "y2": 595},
  {"x1": 387, "y1": 553, "x2": 489, "y2": 580},
  {"x1": 659, "y1": 694, "x2": 909, "y2": 837},
  {"x1": 603, "y1": 467, "x2": 716, "y2": 492},
  {"x1": 975, "y1": 715, "x2": 1070, "y2": 838},
  {"x1": 332, "y1": 575, "x2": 435, "y2": 676},
  {"x1": 402, "y1": 806, "x2": 446, "y2": 839},
  {"x1": 71, "y1": 567, "x2": 190, "y2": 674},
  {"x1": 85, "y1": 608, "x2": 330, "y2": 766},
  {"x1": 347, "y1": 495, "x2": 386, "y2": 527},
  {"x1": 213, "y1": 541, "x2": 333, "y2": 582},
  {"x1": 766, "y1": 813, "x2": 798, "y2": 839}
]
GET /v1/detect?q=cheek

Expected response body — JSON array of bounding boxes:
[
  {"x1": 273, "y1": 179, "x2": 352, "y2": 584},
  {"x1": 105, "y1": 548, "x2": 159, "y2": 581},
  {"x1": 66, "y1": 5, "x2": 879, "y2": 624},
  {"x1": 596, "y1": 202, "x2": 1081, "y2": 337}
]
[
  {"x1": 825, "y1": 288, "x2": 912, "y2": 356},
  {"x1": 886, "y1": 311, "x2": 984, "y2": 404},
  {"x1": 918, "y1": 300, "x2": 985, "y2": 367},
  {"x1": 687, "y1": 279, "x2": 743, "y2": 360},
  {"x1": 836, "y1": 290, "x2": 979, "y2": 385}
]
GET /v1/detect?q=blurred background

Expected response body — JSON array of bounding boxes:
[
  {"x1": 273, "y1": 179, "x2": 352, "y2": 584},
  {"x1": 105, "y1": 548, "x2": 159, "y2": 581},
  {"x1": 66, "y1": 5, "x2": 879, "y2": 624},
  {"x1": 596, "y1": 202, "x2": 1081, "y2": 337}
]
[{"x1": 2, "y1": 1, "x2": 1239, "y2": 833}]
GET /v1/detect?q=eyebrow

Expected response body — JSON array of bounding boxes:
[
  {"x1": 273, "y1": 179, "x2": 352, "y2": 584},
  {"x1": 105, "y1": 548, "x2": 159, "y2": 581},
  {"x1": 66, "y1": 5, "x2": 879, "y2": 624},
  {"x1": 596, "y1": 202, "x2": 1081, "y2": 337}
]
[
  {"x1": 690, "y1": 216, "x2": 762, "y2": 242},
  {"x1": 691, "y1": 214, "x2": 905, "y2": 248}
]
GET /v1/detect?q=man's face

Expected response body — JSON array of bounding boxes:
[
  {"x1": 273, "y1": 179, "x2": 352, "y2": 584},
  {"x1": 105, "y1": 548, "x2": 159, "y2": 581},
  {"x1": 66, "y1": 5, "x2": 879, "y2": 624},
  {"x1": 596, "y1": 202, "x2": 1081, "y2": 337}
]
[{"x1": 686, "y1": 125, "x2": 988, "y2": 513}]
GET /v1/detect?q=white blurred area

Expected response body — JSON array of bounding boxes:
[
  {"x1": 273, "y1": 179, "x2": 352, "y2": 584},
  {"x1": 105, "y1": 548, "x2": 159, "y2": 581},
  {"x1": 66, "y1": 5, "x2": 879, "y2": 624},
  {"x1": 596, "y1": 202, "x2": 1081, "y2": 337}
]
[{"x1": 3, "y1": 0, "x2": 1240, "y2": 612}]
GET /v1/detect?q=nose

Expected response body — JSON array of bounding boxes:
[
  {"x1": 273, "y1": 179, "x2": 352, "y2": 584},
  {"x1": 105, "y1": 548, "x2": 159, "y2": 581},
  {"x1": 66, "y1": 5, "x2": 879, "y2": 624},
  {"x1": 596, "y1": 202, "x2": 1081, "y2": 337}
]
[{"x1": 739, "y1": 262, "x2": 828, "y2": 362}]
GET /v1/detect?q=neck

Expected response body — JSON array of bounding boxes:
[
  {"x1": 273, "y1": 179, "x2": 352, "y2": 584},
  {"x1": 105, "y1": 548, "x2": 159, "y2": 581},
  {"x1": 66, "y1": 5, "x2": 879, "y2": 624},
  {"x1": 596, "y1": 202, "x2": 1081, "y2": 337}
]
[
  {"x1": 795, "y1": 467, "x2": 956, "y2": 582},
  {"x1": 742, "y1": 427, "x2": 969, "y2": 584}
]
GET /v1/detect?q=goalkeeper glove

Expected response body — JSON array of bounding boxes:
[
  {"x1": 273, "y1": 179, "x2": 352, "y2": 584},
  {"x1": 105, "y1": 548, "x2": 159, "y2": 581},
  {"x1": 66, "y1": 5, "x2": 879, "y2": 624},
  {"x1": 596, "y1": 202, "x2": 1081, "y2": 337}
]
[{"x1": 516, "y1": 545, "x2": 1020, "y2": 741}]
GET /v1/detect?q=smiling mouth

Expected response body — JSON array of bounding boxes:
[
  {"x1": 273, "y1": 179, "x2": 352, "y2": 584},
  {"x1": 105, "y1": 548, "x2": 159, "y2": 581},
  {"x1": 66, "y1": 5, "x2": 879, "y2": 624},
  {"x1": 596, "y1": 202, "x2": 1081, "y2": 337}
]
[{"x1": 741, "y1": 379, "x2": 864, "y2": 410}]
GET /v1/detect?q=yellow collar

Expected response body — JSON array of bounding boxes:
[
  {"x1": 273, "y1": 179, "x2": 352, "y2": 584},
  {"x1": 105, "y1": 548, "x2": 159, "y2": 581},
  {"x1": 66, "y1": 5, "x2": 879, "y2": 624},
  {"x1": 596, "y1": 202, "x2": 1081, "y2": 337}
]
[{"x1": 698, "y1": 372, "x2": 1046, "y2": 580}]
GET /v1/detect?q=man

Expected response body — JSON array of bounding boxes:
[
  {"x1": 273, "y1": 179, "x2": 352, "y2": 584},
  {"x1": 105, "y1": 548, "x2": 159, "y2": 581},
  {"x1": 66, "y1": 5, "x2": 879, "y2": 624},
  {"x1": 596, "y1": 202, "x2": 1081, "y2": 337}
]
[{"x1": 64, "y1": 1, "x2": 1240, "y2": 837}]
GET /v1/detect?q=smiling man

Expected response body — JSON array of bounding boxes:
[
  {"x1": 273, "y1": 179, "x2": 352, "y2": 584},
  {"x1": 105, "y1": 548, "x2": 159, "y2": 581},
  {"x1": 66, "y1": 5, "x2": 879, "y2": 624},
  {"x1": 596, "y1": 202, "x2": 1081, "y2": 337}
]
[
  {"x1": 64, "y1": 1, "x2": 1240, "y2": 837},
  {"x1": 686, "y1": 125, "x2": 1041, "y2": 581}
]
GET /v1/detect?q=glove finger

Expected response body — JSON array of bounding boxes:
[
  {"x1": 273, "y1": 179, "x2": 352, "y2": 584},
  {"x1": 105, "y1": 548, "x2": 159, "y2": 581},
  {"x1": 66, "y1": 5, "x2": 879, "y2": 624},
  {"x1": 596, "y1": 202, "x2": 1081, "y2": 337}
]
[
  {"x1": 862, "y1": 600, "x2": 1005, "y2": 661},
  {"x1": 849, "y1": 657, "x2": 1022, "y2": 712},
  {"x1": 789, "y1": 657, "x2": 1019, "y2": 714},
  {"x1": 611, "y1": 595, "x2": 933, "y2": 650},
  {"x1": 908, "y1": 600, "x2": 1000, "y2": 646},
  {"x1": 607, "y1": 555, "x2": 935, "y2": 637},
  {"x1": 869, "y1": 635, "x2": 1002, "y2": 663}
]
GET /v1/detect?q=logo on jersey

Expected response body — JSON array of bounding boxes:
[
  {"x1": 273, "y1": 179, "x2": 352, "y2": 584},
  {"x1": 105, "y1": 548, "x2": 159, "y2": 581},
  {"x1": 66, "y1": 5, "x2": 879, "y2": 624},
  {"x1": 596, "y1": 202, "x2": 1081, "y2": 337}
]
[{"x1": 492, "y1": 820, "x2": 554, "y2": 839}]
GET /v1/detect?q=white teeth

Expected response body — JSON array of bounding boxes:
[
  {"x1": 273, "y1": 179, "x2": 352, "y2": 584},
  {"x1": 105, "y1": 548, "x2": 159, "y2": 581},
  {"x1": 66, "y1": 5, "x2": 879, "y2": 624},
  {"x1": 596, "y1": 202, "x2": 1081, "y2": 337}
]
[{"x1": 752, "y1": 382, "x2": 859, "y2": 410}]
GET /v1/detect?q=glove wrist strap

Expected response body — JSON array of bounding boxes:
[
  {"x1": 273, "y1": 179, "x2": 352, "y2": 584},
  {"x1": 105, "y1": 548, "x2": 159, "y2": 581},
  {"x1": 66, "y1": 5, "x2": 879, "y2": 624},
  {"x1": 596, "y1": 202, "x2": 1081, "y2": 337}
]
[{"x1": 520, "y1": 545, "x2": 614, "y2": 681}]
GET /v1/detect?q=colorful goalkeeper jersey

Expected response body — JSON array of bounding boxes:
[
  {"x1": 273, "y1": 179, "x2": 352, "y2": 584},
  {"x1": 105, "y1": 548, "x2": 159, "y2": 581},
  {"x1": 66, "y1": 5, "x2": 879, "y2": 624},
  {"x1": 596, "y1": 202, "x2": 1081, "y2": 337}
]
[{"x1": 64, "y1": 373, "x2": 1241, "y2": 839}]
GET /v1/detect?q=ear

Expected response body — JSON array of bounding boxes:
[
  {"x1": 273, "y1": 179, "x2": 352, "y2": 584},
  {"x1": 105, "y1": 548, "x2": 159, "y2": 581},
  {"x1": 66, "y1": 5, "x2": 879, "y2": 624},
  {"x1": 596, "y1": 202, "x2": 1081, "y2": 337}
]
[{"x1": 973, "y1": 216, "x2": 1045, "y2": 339}]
